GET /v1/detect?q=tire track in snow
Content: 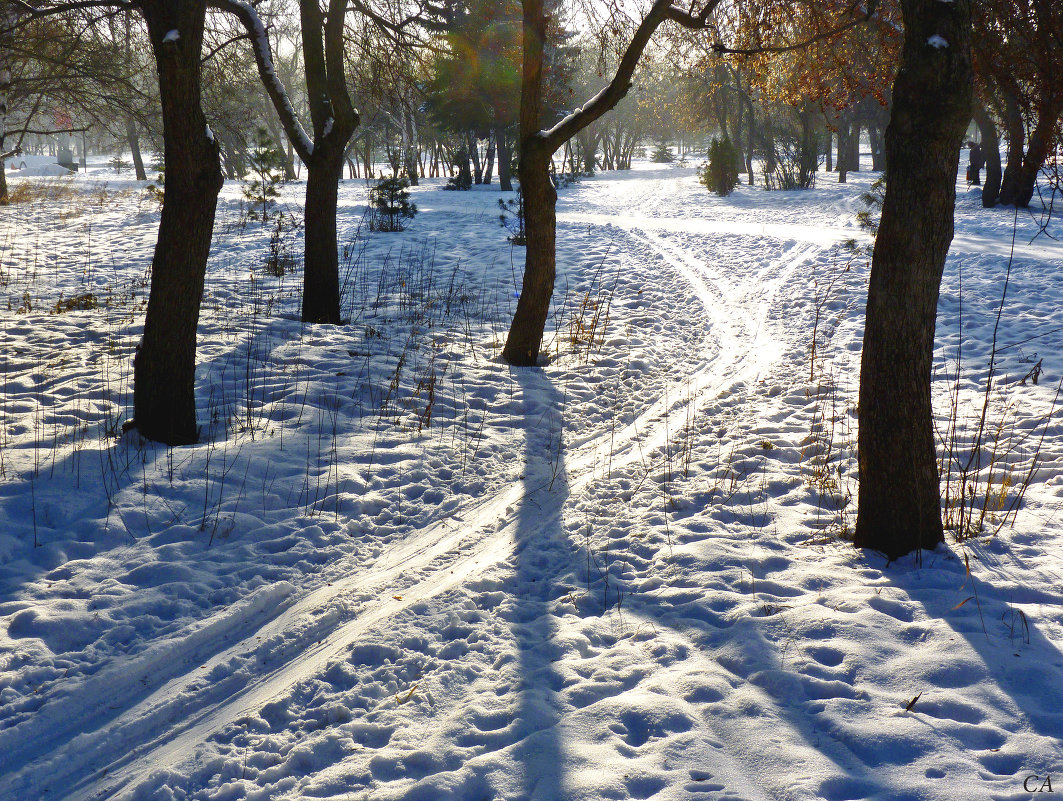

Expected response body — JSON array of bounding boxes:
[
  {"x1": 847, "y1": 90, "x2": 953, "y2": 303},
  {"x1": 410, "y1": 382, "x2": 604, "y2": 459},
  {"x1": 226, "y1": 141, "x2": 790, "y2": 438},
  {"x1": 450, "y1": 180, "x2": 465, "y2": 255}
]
[{"x1": 4, "y1": 216, "x2": 822, "y2": 801}]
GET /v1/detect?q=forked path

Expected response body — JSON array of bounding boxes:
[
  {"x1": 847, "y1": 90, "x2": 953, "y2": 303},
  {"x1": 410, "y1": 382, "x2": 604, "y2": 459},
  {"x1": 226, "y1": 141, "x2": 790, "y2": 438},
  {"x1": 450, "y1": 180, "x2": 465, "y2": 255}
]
[{"x1": 0, "y1": 175, "x2": 828, "y2": 801}]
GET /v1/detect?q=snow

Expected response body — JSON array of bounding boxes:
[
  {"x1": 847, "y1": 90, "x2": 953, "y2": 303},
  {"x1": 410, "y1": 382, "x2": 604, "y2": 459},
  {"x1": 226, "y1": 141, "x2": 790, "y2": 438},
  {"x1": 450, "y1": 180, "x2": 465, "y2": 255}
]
[
  {"x1": 5, "y1": 154, "x2": 74, "y2": 177},
  {"x1": 163, "y1": 29, "x2": 180, "y2": 43},
  {"x1": 205, "y1": 125, "x2": 215, "y2": 143},
  {"x1": 927, "y1": 34, "x2": 949, "y2": 48},
  {"x1": 0, "y1": 154, "x2": 1062, "y2": 801}
]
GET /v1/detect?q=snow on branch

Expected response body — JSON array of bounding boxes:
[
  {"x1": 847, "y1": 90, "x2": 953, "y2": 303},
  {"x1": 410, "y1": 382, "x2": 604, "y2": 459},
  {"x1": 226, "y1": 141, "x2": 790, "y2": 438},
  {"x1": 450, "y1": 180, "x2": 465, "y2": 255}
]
[{"x1": 208, "y1": 0, "x2": 315, "y2": 160}]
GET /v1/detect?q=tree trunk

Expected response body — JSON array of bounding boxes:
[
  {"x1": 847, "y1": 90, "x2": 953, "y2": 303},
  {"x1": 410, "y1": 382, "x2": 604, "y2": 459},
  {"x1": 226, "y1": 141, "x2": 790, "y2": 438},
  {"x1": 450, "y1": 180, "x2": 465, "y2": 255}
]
[
  {"x1": 497, "y1": 127, "x2": 513, "y2": 191},
  {"x1": 502, "y1": 150, "x2": 555, "y2": 365},
  {"x1": 469, "y1": 130, "x2": 483, "y2": 184},
  {"x1": 973, "y1": 99, "x2": 1001, "y2": 206},
  {"x1": 849, "y1": 122, "x2": 861, "y2": 172},
  {"x1": 855, "y1": 0, "x2": 972, "y2": 559},
  {"x1": 134, "y1": 0, "x2": 223, "y2": 445},
  {"x1": 825, "y1": 131, "x2": 833, "y2": 172},
  {"x1": 0, "y1": 5, "x2": 13, "y2": 205},
  {"x1": 582, "y1": 130, "x2": 598, "y2": 174},
  {"x1": 997, "y1": 86, "x2": 1026, "y2": 205},
  {"x1": 998, "y1": 95, "x2": 1063, "y2": 207},
  {"x1": 837, "y1": 120, "x2": 850, "y2": 183},
  {"x1": 744, "y1": 96, "x2": 755, "y2": 184},
  {"x1": 869, "y1": 124, "x2": 886, "y2": 171},
  {"x1": 126, "y1": 118, "x2": 147, "y2": 180},
  {"x1": 484, "y1": 131, "x2": 495, "y2": 184},
  {"x1": 302, "y1": 145, "x2": 344, "y2": 324},
  {"x1": 401, "y1": 107, "x2": 419, "y2": 186}
]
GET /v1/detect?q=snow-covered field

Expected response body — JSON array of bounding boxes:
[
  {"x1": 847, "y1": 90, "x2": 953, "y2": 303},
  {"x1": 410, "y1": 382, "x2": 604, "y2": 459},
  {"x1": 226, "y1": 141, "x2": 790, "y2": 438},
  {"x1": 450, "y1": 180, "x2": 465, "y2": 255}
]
[{"x1": 1, "y1": 155, "x2": 1061, "y2": 801}]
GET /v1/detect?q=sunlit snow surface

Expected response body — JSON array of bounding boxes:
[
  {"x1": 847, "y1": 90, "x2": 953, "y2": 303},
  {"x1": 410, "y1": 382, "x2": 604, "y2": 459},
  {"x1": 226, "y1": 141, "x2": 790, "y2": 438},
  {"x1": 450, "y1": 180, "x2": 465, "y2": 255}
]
[{"x1": 1, "y1": 156, "x2": 1062, "y2": 801}]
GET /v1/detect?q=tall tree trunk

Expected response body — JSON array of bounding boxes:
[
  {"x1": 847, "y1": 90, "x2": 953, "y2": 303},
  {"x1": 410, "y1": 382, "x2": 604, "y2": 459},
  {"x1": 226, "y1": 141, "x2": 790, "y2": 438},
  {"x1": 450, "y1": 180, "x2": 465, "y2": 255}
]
[
  {"x1": 126, "y1": 118, "x2": 148, "y2": 181},
  {"x1": 581, "y1": 130, "x2": 598, "y2": 174},
  {"x1": 743, "y1": 95, "x2": 755, "y2": 184},
  {"x1": 503, "y1": 149, "x2": 555, "y2": 365},
  {"x1": 0, "y1": 5, "x2": 14, "y2": 205},
  {"x1": 837, "y1": 119, "x2": 851, "y2": 182},
  {"x1": 403, "y1": 107, "x2": 419, "y2": 186},
  {"x1": 973, "y1": 98, "x2": 1001, "y2": 206},
  {"x1": 302, "y1": 146, "x2": 343, "y2": 324},
  {"x1": 869, "y1": 124, "x2": 886, "y2": 171},
  {"x1": 484, "y1": 131, "x2": 495, "y2": 184},
  {"x1": 502, "y1": 0, "x2": 717, "y2": 365},
  {"x1": 849, "y1": 122, "x2": 861, "y2": 171},
  {"x1": 855, "y1": 0, "x2": 972, "y2": 559},
  {"x1": 468, "y1": 130, "x2": 483, "y2": 184},
  {"x1": 134, "y1": 0, "x2": 223, "y2": 445},
  {"x1": 497, "y1": 127, "x2": 513, "y2": 191},
  {"x1": 997, "y1": 85, "x2": 1026, "y2": 205}
]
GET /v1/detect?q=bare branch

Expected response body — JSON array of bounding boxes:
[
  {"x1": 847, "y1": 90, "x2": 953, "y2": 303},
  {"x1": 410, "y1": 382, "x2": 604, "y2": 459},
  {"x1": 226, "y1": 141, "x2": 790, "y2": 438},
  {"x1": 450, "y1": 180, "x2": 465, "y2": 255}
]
[{"x1": 542, "y1": 0, "x2": 721, "y2": 151}]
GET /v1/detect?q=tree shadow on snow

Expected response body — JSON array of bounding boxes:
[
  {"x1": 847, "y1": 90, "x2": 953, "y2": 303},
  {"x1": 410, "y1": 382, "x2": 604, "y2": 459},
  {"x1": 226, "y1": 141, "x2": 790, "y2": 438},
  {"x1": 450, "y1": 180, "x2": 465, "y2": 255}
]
[{"x1": 508, "y1": 364, "x2": 569, "y2": 801}]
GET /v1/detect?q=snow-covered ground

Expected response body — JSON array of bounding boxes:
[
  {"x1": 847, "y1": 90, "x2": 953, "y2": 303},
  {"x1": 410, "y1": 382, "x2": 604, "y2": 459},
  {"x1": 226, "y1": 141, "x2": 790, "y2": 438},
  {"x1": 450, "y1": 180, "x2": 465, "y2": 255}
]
[{"x1": 1, "y1": 155, "x2": 1062, "y2": 801}]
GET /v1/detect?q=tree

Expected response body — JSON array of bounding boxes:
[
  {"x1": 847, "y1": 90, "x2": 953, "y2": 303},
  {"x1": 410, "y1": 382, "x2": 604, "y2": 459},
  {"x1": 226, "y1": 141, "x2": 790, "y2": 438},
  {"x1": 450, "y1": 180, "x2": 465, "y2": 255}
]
[
  {"x1": 1, "y1": 3, "x2": 19, "y2": 203},
  {"x1": 973, "y1": 0, "x2": 1063, "y2": 208},
  {"x1": 426, "y1": 0, "x2": 521, "y2": 191},
  {"x1": 854, "y1": 0, "x2": 972, "y2": 558},
  {"x1": 13, "y1": 0, "x2": 225, "y2": 445},
  {"x1": 219, "y1": 0, "x2": 442, "y2": 324},
  {"x1": 242, "y1": 125, "x2": 288, "y2": 222},
  {"x1": 502, "y1": 0, "x2": 720, "y2": 365},
  {"x1": 132, "y1": 0, "x2": 225, "y2": 445}
]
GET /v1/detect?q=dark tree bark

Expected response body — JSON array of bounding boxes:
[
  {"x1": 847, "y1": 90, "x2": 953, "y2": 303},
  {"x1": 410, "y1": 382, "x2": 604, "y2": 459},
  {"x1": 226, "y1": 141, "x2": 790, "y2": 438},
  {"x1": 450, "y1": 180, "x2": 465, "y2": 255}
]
[
  {"x1": 849, "y1": 122, "x2": 861, "y2": 171},
  {"x1": 133, "y1": 0, "x2": 224, "y2": 445},
  {"x1": 996, "y1": 84, "x2": 1026, "y2": 204},
  {"x1": 855, "y1": 0, "x2": 972, "y2": 559},
  {"x1": 496, "y1": 126, "x2": 513, "y2": 191},
  {"x1": 837, "y1": 118, "x2": 851, "y2": 182},
  {"x1": 302, "y1": 140, "x2": 344, "y2": 323},
  {"x1": 484, "y1": 130, "x2": 495, "y2": 184},
  {"x1": 973, "y1": 97, "x2": 1001, "y2": 206},
  {"x1": 869, "y1": 123, "x2": 886, "y2": 171}
]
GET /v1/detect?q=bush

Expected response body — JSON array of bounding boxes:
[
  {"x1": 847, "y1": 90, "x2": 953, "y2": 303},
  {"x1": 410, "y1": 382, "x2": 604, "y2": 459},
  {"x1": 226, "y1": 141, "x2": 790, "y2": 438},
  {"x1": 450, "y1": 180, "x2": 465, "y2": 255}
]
[
  {"x1": 369, "y1": 176, "x2": 417, "y2": 232},
  {"x1": 856, "y1": 177, "x2": 886, "y2": 236},
  {"x1": 700, "y1": 137, "x2": 741, "y2": 196},
  {"x1": 109, "y1": 156, "x2": 132, "y2": 174}
]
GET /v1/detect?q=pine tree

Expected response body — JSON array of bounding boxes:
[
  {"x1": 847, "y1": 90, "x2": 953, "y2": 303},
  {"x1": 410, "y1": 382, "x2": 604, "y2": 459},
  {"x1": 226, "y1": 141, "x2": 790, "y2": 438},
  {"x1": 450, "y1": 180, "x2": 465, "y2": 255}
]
[
  {"x1": 369, "y1": 176, "x2": 417, "y2": 232},
  {"x1": 242, "y1": 127, "x2": 288, "y2": 223}
]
